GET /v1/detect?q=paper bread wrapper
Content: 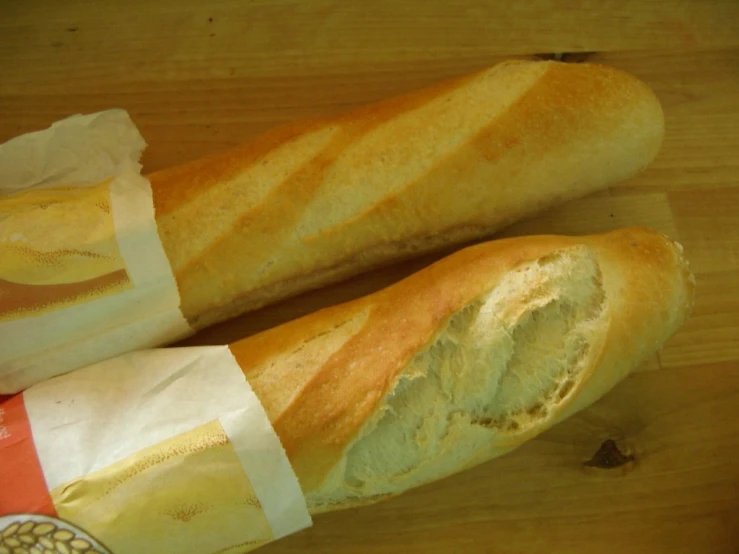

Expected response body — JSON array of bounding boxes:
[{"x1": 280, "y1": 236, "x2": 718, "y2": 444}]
[
  {"x1": 0, "y1": 346, "x2": 312, "y2": 554},
  {"x1": 0, "y1": 110, "x2": 192, "y2": 393}
]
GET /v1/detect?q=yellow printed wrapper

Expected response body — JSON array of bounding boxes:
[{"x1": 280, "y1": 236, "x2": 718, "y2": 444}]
[
  {"x1": 54, "y1": 421, "x2": 274, "y2": 553},
  {"x1": 0, "y1": 346, "x2": 311, "y2": 554},
  {"x1": 0, "y1": 179, "x2": 133, "y2": 319},
  {"x1": 0, "y1": 110, "x2": 192, "y2": 393}
]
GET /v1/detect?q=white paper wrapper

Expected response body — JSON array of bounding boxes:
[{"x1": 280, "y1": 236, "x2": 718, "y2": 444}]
[
  {"x1": 0, "y1": 110, "x2": 192, "y2": 393},
  {"x1": 0, "y1": 346, "x2": 312, "y2": 553}
]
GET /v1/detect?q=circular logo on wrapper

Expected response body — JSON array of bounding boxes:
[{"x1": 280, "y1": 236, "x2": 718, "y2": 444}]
[{"x1": 0, "y1": 514, "x2": 111, "y2": 554}]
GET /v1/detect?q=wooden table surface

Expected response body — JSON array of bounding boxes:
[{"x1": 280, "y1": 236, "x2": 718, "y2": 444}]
[{"x1": 2, "y1": 1, "x2": 739, "y2": 553}]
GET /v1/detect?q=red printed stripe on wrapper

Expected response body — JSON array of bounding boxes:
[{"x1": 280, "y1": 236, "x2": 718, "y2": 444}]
[{"x1": 0, "y1": 394, "x2": 56, "y2": 515}]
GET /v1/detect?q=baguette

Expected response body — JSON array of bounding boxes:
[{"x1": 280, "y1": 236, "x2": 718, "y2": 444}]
[
  {"x1": 149, "y1": 60, "x2": 665, "y2": 330},
  {"x1": 228, "y1": 227, "x2": 694, "y2": 514}
]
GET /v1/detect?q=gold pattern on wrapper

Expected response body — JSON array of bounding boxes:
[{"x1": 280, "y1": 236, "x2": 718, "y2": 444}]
[
  {"x1": 0, "y1": 514, "x2": 111, "y2": 554},
  {"x1": 0, "y1": 180, "x2": 132, "y2": 321},
  {"x1": 50, "y1": 420, "x2": 274, "y2": 554}
]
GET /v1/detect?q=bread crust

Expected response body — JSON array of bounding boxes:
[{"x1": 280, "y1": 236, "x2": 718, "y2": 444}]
[
  {"x1": 229, "y1": 227, "x2": 693, "y2": 511},
  {"x1": 149, "y1": 60, "x2": 665, "y2": 329}
]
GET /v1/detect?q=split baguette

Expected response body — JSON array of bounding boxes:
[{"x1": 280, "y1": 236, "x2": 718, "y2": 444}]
[
  {"x1": 228, "y1": 227, "x2": 694, "y2": 514},
  {"x1": 149, "y1": 60, "x2": 665, "y2": 330}
]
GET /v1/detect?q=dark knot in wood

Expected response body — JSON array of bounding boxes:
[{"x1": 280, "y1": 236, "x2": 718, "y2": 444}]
[
  {"x1": 584, "y1": 439, "x2": 635, "y2": 469},
  {"x1": 534, "y1": 52, "x2": 594, "y2": 63}
]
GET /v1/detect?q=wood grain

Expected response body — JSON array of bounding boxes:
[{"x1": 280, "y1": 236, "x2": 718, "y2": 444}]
[{"x1": 1, "y1": 1, "x2": 738, "y2": 552}]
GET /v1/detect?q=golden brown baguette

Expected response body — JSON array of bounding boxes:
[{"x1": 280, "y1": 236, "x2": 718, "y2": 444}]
[
  {"x1": 228, "y1": 227, "x2": 694, "y2": 514},
  {"x1": 149, "y1": 60, "x2": 665, "y2": 330}
]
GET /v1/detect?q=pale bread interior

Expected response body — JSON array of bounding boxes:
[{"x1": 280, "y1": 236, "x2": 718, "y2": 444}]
[{"x1": 308, "y1": 246, "x2": 607, "y2": 511}]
